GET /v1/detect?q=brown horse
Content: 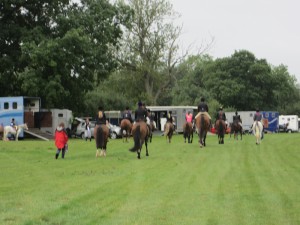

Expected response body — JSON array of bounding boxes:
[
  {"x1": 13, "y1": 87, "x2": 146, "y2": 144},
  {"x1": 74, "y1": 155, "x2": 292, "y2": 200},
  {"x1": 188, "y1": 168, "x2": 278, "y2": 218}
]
[
  {"x1": 195, "y1": 114, "x2": 210, "y2": 148},
  {"x1": 0, "y1": 125, "x2": 3, "y2": 139},
  {"x1": 94, "y1": 124, "x2": 109, "y2": 157},
  {"x1": 230, "y1": 121, "x2": 243, "y2": 140},
  {"x1": 120, "y1": 119, "x2": 132, "y2": 142},
  {"x1": 148, "y1": 121, "x2": 156, "y2": 143},
  {"x1": 129, "y1": 121, "x2": 149, "y2": 159},
  {"x1": 164, "y1": 122, "x2": 174, "y2": 143},
  {"x1": 215, "y1": 119, "x2": 226, "y2": 144},
  {"x1": 183, "y1": 122, "x2": 193, "y2": 143}
]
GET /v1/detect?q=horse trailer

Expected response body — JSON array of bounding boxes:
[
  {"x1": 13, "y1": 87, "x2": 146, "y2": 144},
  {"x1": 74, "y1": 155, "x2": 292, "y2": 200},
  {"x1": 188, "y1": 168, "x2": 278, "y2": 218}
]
[
  {"x1": 0, "y1": 96, "x2": 41, "y2": 138},
  {"x1": 261, "y1": 111, "x2": 279, "y2": 133},
  {"x1": 225, "y1": 111, "x2": 255, "y2": 133},
  {"x1": 0, "y1": 96, "x2": 73, "y2": 140},
  {"x1": 279, "y1": 115, "x2": 299, "y2": 133},
  {"x1": 225, "y1": 111, "x2": 279, "y2": 133},
  {"x1": 147, "y1": 106, "x2": 197, "y2": 133}
]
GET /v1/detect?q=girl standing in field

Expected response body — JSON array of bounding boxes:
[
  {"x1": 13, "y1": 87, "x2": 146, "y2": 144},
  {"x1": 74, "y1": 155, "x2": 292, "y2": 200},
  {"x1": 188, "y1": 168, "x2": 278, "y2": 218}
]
[{"x1": 54, "y1": 122, "x2": 68, "y2": 159}]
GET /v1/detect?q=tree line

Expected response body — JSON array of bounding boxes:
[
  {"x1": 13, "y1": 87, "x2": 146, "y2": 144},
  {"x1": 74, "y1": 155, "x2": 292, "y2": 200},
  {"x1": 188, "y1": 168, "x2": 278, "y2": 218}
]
[{"x1": 1, "y1": 0, "x2": 299, "y2": 117}]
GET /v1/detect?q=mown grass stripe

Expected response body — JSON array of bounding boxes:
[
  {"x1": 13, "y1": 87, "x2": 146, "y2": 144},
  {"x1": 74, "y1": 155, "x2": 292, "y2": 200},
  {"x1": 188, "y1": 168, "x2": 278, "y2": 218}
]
[{"x1": 0, "y1": 133, "x2": 299, "y2": 225}]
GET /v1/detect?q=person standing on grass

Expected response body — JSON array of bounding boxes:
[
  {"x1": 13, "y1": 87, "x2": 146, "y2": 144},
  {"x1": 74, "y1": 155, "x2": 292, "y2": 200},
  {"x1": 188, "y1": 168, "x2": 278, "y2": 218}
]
[
  {"x1": 54, "y1": 122, "x2": 68, "y2": 159},
  {"x1": 84, "y1": 118, "x2": 92, "y2": 142}
]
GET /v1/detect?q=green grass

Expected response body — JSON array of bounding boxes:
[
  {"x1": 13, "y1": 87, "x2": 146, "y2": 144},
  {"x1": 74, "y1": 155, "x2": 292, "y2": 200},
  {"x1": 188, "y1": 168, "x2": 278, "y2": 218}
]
[{"x1": 0, "y1": 133, "x2": 300, "y2": 225}]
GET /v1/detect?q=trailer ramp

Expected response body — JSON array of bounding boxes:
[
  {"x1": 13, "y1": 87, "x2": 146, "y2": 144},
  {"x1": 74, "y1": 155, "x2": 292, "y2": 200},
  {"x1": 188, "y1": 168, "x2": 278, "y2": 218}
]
[{"x1": 24, "y1": 129, "x2": 52, "y2": 141}]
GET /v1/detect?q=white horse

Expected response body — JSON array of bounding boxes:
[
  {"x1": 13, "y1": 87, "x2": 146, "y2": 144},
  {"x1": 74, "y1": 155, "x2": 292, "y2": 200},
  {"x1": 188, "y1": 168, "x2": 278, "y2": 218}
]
[
  {"x1": 3, "y1": 124, "x2": 29, "y2": 141},
  {"x1": 252, "y1": 121, "x2": 263, "y2": 145}
]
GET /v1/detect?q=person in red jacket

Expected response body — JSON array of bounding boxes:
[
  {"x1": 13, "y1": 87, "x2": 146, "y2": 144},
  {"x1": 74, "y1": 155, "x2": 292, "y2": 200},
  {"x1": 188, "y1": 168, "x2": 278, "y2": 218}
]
[{"x1": 55, "y1": 122, "x2": 68, "y2": 159}]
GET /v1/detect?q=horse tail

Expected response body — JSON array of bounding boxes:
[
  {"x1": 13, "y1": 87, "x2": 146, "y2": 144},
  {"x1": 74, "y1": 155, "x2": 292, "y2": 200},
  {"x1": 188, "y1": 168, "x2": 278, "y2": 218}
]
[
  {"x1": 219, "y1": 120, "x2": 224, "y2": 135},
  {"x1": 129, "y1": 125, "x2": 140, "y2": 152},
  {"x1": 164, "y1": 123, "x2": 170, "y2": 136},
  {"x1": 255, "y1": 122, "x2": 260, "y2": 138},
  {"x1": 201, "y1": 114, "x2": 204, "y2": 129},
  {"x1": 96, "y1": 125, "x2": 103, "y2": 148}
]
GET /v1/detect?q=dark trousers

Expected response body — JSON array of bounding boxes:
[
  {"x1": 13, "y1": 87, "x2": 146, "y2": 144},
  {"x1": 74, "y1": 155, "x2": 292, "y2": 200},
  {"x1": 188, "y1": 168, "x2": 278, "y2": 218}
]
[{"x1": 55, "y1": 148, "x2": 66, "y2": 159}]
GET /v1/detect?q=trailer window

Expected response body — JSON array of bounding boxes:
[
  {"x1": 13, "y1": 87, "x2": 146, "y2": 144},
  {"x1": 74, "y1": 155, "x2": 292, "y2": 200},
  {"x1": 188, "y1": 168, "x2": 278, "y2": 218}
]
[
  {"x1": 12, "y1": 102, "x2": 17, "y2": 109},
  {"x1": 4, "y1": 102, "x2": 9, "y2": 109},
  {"x1": 58, "y1": 113, "x2": 64, "y2": 117}
]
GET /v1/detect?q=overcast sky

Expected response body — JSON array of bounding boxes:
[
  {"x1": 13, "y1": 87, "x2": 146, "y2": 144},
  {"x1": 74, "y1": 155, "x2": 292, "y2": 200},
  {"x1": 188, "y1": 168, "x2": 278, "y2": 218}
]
[{"x1": 170, "y1": 0, "x2": 300, "y2": 82}]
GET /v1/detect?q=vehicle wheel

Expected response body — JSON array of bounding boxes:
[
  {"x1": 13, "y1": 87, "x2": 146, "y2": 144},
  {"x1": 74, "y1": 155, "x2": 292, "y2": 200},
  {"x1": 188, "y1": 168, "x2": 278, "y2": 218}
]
[
  {"x1": 111, "y1": 132, "x2": 117, "y2": 139},
  {"x1": 287, "y1": 129, "x2": 292, "y2": 133},
  {"x1": 81, "y1": 132, "x2": 85, "y2": 139}
]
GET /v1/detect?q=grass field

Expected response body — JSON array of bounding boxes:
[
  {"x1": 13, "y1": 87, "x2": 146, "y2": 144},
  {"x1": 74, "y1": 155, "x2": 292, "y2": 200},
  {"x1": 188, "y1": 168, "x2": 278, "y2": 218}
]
[{"x1": 0, "y1": 133, "x2": 299, "y2": 225}]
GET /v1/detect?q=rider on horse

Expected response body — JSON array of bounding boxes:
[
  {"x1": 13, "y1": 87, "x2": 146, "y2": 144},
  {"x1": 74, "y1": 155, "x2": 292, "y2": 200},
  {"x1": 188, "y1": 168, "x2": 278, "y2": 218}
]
[
  {"x1": 185, "y1": 111, "x2": 194, "y2": 129},
  {"x1": 185, "y1": 111, "x2": 193, "y2": 123},
  {"x1": 96, "y1": 106, "x2": 107, "y2": 125},
  {"x1": 135, "y1": 101, "x2": 147, "y2": 122},
  {"x1": 10, "y1": 118, "x2": 17, "y2": 131},
  {"x1": 233, "y1": 111, "x2": 242, "y2": 126},
  {"x1": 253, "y1": 108, "x2": 264, "y2": 138},
  {"x1": 215, "y1": 106, "x2": 227, "y2": 128},
  {"x1": 252, "y1": 109, "x2": 264, "y2": 139},
  {"x1": 122, "y1": 106, "x2": 133, "y2": 124},
  {"x1": 195, "y1": 97, "x2": 212, "y2": 127}
]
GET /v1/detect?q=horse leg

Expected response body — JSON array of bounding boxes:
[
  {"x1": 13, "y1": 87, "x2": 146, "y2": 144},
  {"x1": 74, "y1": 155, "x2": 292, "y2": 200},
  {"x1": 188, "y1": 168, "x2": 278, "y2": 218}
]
[
  {"x1": 96, "y1": 149, "x2": 100, "y2": 157},
  {"x1": 145, "y1": 139, "x2": 149, "y2": 157},
  {"x1": 16, "y1": 131, "x2": 19, "y2": 141},
  {"x1": 137, "y1": 148, "x2": 141, "y2": 159}
]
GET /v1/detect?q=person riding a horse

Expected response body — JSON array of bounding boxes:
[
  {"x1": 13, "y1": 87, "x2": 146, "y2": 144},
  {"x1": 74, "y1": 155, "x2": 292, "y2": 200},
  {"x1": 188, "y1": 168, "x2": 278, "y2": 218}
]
[
  {"x1": 135, "y1": 101, "x2": 147, "y2": 122},
  {"x1": 10, "y1": 118, "x2": 17, "y2": 131},
  {"x1": 185, "y1": 111, "x2": 194, "y2": 129},
  {"x1": 122, "y1": 106, "x2": 133, "y2": 124},
  {"x1": 96, "y1": 106, "x2": 107, "y2": 125},
  {"x1": 233, "y1": 111, "x2": 242, "y2": 126},
  {"x1": 95, "y1": 106, "x2": 109, "y2": 157},
  {"x1": 216, "y1": 106, "x2": 226, "y2": 123},
  {"x1": 195, "y1": 97, "x2": 211, "y2": 125},
  {"x1": 253, "y1": 108, "x2": 264, "y2": 139},
  {"x1": 216, "y1": 106, "x2": 227, "y2": 127},
  {"x1": 185, "y1": 111, "x2": 193, "y2": 123}
]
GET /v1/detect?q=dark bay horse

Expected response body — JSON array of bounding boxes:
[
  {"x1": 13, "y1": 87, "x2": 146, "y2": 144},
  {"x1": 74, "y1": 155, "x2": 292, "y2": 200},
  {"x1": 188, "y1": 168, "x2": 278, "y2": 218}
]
[
  {"x1": 164, "y1": 121, "x2": 174, "y2": 143},
  {"x1": 230, "y1": 121, "x2": 243, "y2": 140},
  {"x1": 120, "y1": 119, "x2": 132, "y2": 142},
  {"x1": 129, "y1": 121, "x2": 149, "y2": 159},
  {"x1": 94, "y1": 124, "x2": 109, "y2": 157},
  {"x1": 183, "y1": 122, "x2": 193, "y2": 143},
  {"x1": 195, "y1": 114, "x2": 210, "y2": 148},
  {"x1": 215, "y1": 119, "x2": 226, "y2": 144},
  {"x1": 0, "y1": 124, "x2": 3, "y2": 139}
]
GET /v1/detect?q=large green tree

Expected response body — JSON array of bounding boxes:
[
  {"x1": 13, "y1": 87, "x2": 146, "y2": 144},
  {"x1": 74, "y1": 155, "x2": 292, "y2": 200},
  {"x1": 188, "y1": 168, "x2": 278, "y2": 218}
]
[
  {"x1": 1, "y1": 0, "x2": 131, "y2": 113},
  {"x1": 203, "y1": 50, "x2": 275, "y2": 110},
  {"x1": 0, "y1": 0, "x2": 69, "y2": 96},
  {"x1": 116, "y1": 0, "x2": 182, "y2": 105},
  {"x1": 271, "y1": 65, "x2": 300, "y2": 114}
]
